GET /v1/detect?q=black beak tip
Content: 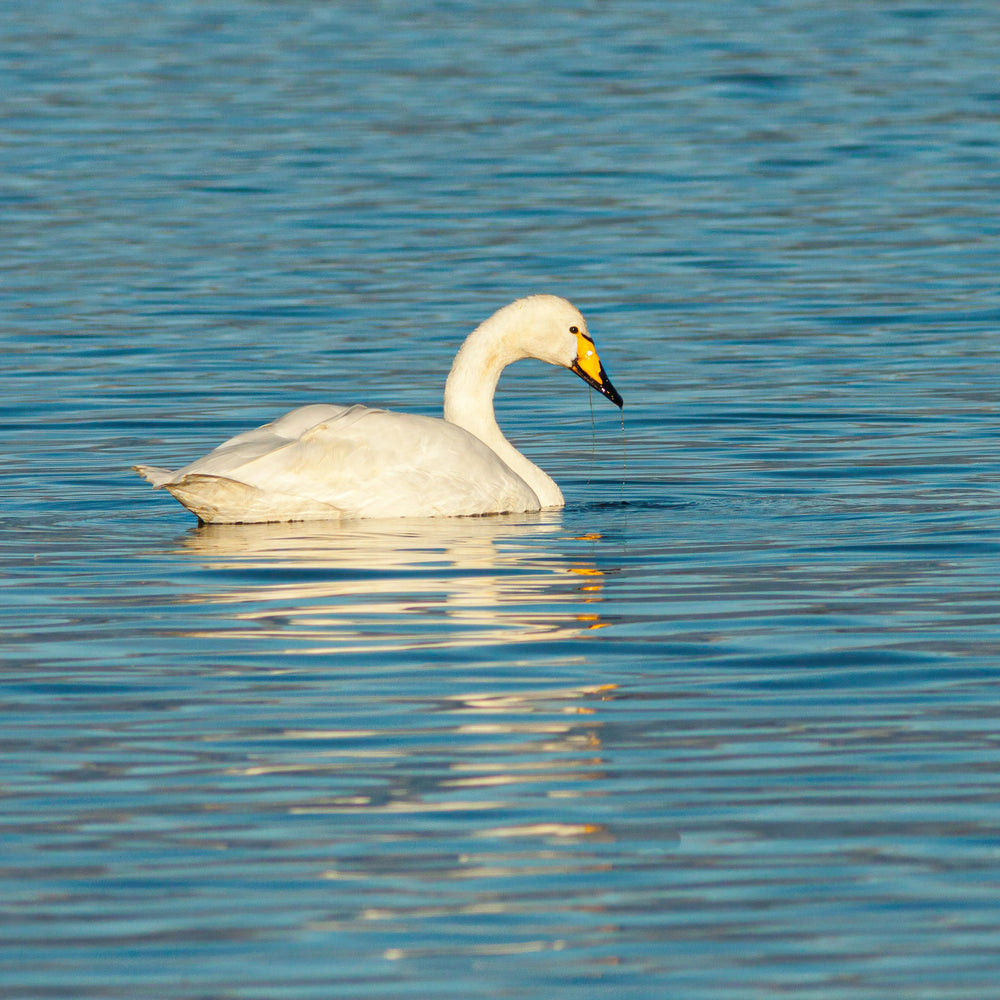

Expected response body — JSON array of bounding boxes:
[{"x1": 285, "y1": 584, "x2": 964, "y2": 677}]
[
  {"x1": 573, "y1": 361, "x2": 624, "y2": 409},
  {"x1": 598, "y1": 365, "x2": 623, "y2": 409}
]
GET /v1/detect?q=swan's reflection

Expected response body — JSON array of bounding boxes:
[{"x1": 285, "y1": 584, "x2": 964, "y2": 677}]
[
  {"x1": 176, "y1": 513, "x2": 606, "y2": 652},
  {"x1": 173, "y1": 518, "x2": 620, "y2": 956}
]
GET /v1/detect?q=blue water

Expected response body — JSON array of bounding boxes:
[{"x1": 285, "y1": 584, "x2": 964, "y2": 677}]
[{"x1": 4, "y1": 2, "x2": 1000, "y2": 998}]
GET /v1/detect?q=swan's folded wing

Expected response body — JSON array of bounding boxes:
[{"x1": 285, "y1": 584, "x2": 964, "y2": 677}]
[
  {"x1": 220, "y1": 407, "x2": 541, "y2": 518},
  {"x1": 158, "y1": 404, "x2": 359, "y2": 479}
]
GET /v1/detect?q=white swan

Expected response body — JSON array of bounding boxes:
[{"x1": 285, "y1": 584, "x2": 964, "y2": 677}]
[{"x1": 133, "y1": 294, "x2": 622, "y2": 524}]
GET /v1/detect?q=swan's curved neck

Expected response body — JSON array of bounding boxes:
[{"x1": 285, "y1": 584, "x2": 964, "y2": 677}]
[{"x1": 443, "y1": 314, "x2": 564, "y2": 508}]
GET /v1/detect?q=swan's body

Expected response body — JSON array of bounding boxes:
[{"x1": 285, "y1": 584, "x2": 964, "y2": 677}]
[{"x1": 134, "y1": 295, "x2": 622, "y2": 523}]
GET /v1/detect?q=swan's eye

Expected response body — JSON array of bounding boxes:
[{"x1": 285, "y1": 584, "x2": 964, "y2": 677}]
[{"x1": 569, "y1": 325, "x2": 579, "y2": 334}]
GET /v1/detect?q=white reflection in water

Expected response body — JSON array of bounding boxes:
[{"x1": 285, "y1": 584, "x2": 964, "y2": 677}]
[
  {"x1": 171, "y1": 516, "x2": 621, "y2": 937},
  {"x1": 175, "y1": 513, "x2": 608, "y2": 653}
]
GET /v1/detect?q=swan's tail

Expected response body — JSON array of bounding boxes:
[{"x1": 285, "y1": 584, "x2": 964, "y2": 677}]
[{"x1": 132, "y1": 464, "x2": 175, "y2": 488}]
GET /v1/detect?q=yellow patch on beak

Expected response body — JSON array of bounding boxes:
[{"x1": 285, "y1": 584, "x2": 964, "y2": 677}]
[{"x1": 575, "y1": 331, "x2": 602, "y2": 382}]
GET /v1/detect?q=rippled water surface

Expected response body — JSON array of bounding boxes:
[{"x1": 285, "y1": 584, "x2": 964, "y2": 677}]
[{"x1": 4, "y1": 2, "x2": 1000, "y2": 998}]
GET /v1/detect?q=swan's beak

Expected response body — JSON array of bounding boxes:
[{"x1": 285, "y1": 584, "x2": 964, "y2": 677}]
[{"x1": 571, "y1": 333, "x2": 623, "y2": 408}]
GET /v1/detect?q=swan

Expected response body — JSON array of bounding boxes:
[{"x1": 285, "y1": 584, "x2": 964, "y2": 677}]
[{"x1": 133, "y1": 294, "x2": 622, "y2": 523}]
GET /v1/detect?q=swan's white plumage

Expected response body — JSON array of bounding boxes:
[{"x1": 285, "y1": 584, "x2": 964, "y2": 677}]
[{"x1": 134, "y1": 295, "x2": 621, "y2": 524}]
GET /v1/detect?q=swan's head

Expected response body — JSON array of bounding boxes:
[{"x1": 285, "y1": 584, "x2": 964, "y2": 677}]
[{"x1": 506, "y1": 295, "x2": 623, "y2": 409}]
